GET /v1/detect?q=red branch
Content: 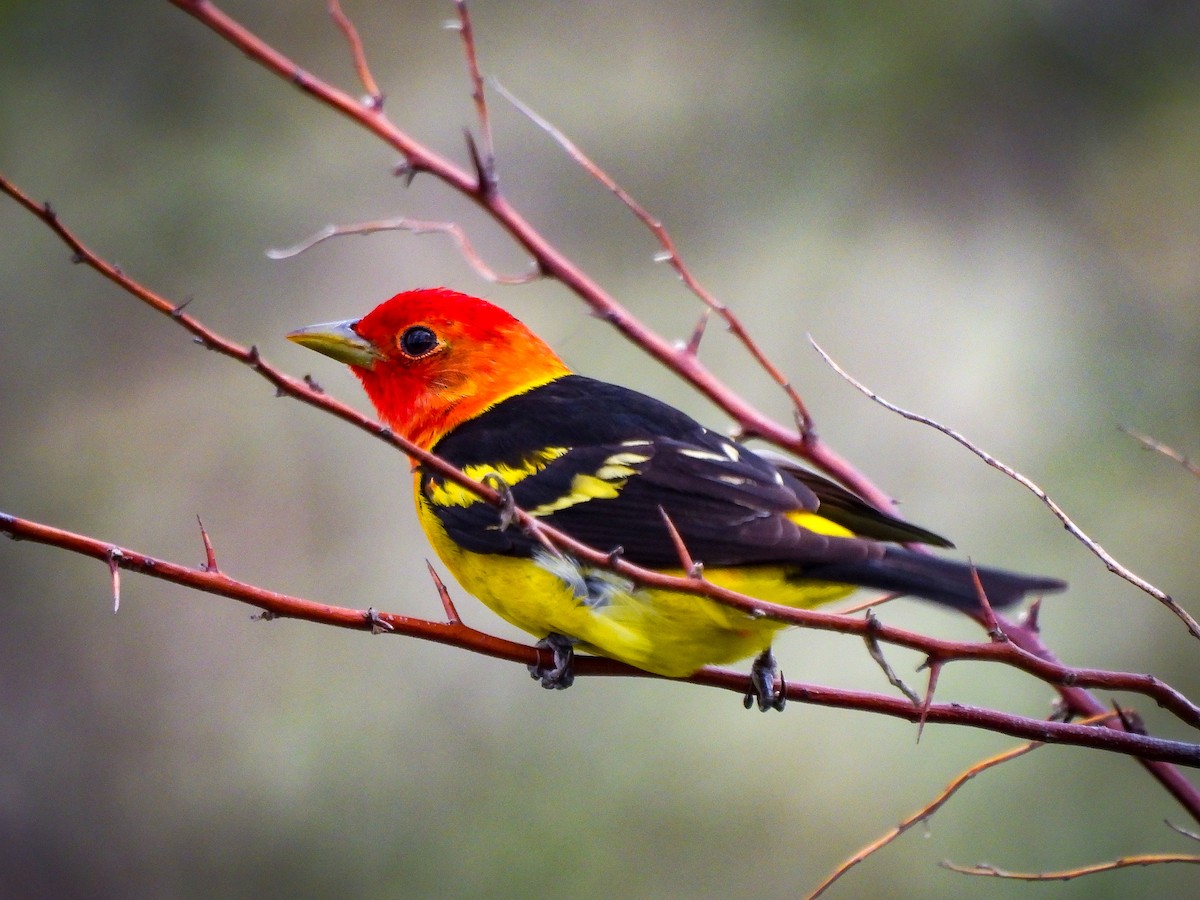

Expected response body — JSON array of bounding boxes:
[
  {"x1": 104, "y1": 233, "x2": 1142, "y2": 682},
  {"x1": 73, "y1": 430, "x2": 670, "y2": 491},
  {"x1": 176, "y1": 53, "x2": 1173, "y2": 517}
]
[
  {"x1": 7, "y1": 169, "x2": 1196, "y2": 735},
  {"x1": 3, "y1": 510, "x2": 1200, "y2": 767},
  {"x1": 165, "y1": 0, "x2": 886, "y2": 512},
  {"x1": 2, "y1": 0, "x2": 1197, "y2": 823}
]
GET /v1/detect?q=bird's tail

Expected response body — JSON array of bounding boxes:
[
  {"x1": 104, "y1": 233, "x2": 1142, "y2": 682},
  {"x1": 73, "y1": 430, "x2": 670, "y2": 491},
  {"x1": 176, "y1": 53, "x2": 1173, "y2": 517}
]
[{"x1": 807, "y1": 547, "x2": 1066, "y2": 612}]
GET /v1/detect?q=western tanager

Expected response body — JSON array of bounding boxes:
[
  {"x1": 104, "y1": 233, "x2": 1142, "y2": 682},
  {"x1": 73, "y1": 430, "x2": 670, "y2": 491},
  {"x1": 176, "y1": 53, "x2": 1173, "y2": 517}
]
[{"x1": 289, "y1": 288, "x2": 1064, "y2": 708}]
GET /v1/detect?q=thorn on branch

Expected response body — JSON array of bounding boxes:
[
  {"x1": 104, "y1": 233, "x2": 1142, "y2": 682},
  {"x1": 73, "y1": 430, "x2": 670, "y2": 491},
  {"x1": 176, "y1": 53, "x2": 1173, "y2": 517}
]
[
  {"x1": 464, "y1": 128, "x2": 497, "y2": 198},
  {"x1": 196, "y1": 515, "x2": 219, "y2": 573},
  {"x1": 364, "y1": 606, "x2": 395, "y2": 634},
  {"x1": 453, "y1": 0, "x2": 496, "y2": 196},
  {"x1": 107, "y1": 547, "x2": 123, "y2": 613},
  {"x1": 1114, "y1": 701, "x2": 1147, "y2": 736},
  {"x1": 658, "y1": 506, "x2": 702, "y2": 578},
  {"x1": 682, "y1": 309, "x2": 710, "y2": 357},
  {"x1": 967, "y1": 562, "x2": 1005, "y2": 641},
  {"x1": 252, "y1": 609, "x2": 278, "y2": 622},
  {"x1": 393, "y1": 160, "x2": 419, "y2": 186},
  {"x1": 1048, "y1": 699, "x2": 1073, "y2": 723},
  {"x1": 303, "y1": 373, "x2": 325, "y2": 394},
  {"x1": 917, "y1": 660, "x2": 943, "y2": 741},
  {"x1": 171, "y1": 296, "x2": 194, "y2": 319},
  {"x1": 426, "y1": 560, "x2": 460, "y2": 623},
  {"x1": 1023, "y1": 597, "x2": 1042, "y2": 633}
]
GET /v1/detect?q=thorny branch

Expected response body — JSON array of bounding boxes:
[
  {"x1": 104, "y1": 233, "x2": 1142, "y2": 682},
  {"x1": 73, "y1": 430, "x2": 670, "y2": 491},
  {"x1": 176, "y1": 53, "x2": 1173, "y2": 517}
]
[
  {"x1": 491, "y1": 79, "x2": 816, "y2": 437},
  {"x1": 4, "y1": 166, "x2": 1200, "y2": 768},
  {"x1": 2, "y1": 0, "x2": 1198, "y2": 854},
  {"x1": 165, "y1": 0, "x2": 1200, "y2": 719},
  {"x1": 3, "y1": 509, "x2": 1200, "y2": 768},
  {"x1": 809, "y1": 337, "x2": 1199, "y2": 639},
  {"x1": 165, "y1": 0, "x2": 889, "y2": 514}
]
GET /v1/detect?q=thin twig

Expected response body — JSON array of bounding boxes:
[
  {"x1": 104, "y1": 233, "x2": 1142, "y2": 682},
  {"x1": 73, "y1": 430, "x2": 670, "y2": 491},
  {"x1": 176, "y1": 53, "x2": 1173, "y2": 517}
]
[
  {"x1": 1121, "y1": 426, "x2": 1200, "y2": 479},
  {"x1": 864, "y1": 611, "x2": 921, "y2": 705},
  {"x1": 810, "y1": 712, "x2": 1117, "y2": 898},
  {"x1": 450, "y1": 1, "x2": 496, "y2": 194},
  {"x1": 266, "y1": 217, "x2": 539, "y2": 284},
  {"x1": 809, "y1": 336, "x2": 1200, "y2": 640},
  {"x1": 837, "y1": 592, "x2": 904, "y2": 616},
  {"x1": 808, "y1": 737, "x2": 1046, "y2": 898},
  {"x1": 940, "y1": 854, "x2": 1200, "y2": 881},
  {"x1": 327, "y1": 0, "x2": 383, "y2": 109},
  {"x1": 492, "y1": 78, "x2": 815, "y2": 436},
  {"x1": 1167, "y1": 821, "x2": 1200, "y2": 843}
]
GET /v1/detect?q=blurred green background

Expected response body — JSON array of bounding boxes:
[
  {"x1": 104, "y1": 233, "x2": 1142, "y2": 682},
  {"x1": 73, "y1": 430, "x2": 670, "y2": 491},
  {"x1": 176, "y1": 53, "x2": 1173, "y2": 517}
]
[{"x1": 3, "y1": 1, "x2": 1199, "y2": 897}]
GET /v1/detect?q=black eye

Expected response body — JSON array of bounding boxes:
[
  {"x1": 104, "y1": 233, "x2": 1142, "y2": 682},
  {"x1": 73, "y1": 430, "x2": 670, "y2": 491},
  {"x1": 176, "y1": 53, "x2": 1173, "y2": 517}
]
[{"x1": 399, "y1": 325, "x2": 438, "y2": 358}]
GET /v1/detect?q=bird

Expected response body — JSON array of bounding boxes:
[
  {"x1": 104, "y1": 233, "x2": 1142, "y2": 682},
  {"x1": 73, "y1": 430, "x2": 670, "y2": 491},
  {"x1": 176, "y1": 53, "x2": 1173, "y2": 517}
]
[{"x1": 289, "y1": 287, "x2": 1065, "y2": 709}]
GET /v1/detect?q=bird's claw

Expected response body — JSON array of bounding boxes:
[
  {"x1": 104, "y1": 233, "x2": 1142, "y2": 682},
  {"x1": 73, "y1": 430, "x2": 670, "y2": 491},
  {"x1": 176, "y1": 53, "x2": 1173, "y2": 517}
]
[
  {"x1": 481, "y1": 472, "x2": 517, "y2": 531},
  {"x1": 744, "y1": 648, "x2": 786, "y2": 712},
  {"x1": 529, "y1": 632, "x2": 576, "y2": 690}
]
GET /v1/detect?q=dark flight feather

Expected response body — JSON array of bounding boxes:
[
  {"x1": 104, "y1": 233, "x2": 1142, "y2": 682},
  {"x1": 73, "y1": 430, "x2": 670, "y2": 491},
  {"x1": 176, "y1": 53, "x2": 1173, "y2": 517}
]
[{"x1": 423, "y1": 376, "x2": 1064, "y2": 610}]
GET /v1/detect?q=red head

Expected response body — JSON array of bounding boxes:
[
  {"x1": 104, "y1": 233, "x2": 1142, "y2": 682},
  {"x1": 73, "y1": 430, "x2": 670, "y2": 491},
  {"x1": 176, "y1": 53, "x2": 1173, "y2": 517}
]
[{"x1": 289, "y1": 288, "x2": 570, "y2": 449}]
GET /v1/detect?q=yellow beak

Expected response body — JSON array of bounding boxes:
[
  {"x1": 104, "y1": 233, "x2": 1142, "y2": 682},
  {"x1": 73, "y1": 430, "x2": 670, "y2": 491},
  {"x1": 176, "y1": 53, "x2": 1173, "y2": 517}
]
[{"x1": 287, "y1": 319, "x2": 381, "y2": 369}]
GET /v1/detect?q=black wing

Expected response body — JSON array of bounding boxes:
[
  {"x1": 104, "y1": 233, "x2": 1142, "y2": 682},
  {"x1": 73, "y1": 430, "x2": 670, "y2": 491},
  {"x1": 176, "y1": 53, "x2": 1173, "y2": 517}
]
[
  {"x1": 425, "y1": 375, "x2": 886, "y2": 569},
  {"x1": 422, "y1": 376, "x2": 1065, "y2": 609}
]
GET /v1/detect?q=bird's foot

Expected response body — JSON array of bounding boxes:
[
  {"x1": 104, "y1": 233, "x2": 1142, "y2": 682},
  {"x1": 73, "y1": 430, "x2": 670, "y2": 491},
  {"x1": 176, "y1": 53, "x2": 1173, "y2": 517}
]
[
  {"x1": 529, "y1": 632, "x2": 576, "y2": 690},
  {"x1": 744, "y1": 648, "x2": 786, "y2": 712}
]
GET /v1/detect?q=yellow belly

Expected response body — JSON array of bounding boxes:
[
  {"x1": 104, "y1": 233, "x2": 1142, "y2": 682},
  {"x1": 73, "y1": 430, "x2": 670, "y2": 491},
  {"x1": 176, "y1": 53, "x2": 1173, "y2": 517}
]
[{"x1": 417, "y1": 496, "x2": 855, "y2": 678}]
